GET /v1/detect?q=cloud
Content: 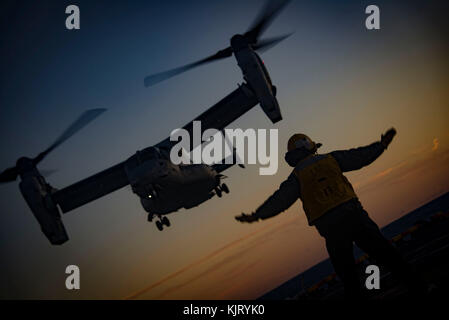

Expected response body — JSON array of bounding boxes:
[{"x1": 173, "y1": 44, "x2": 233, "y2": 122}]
[
  {"x1": 356, "y1": 137, "x2": 444, "y2": 193},
  {"x1": 383, "y1": 148, "x2": 449, "y2": 188},
  {"x1": 357, "y1": 147, "x2": 449, "y2": 196},
  {"x1": 432, "y1": 138, "x2": 439, "y2": 151},
  {"x1": 410, "y1": 144, "x2": 429, "y2": 156},
  {"x1": 355, "y1": 161, "x2": 406, "y2": 191},
  {"x1": 374, "y1": 167, "x2": 393, "y2": 179},
  {"x1": 125, "y1": 216, "x2": 299, "y2": 299},
  {"x1": 411, "y1": 137, "x2": 441, "y2": 155}
]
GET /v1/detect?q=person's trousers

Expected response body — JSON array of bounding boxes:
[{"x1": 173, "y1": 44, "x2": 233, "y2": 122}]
[{"x1": 314, "y1": 199, "x2": 421, "y2": 298}]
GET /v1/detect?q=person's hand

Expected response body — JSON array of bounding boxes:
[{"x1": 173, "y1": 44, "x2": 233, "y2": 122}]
[
  {"x1": 381, "y1": 128, "x2": 397, "y2": 148},
  {"x1": 235, "y1": 212, "x2": 260, "y2": 223}
]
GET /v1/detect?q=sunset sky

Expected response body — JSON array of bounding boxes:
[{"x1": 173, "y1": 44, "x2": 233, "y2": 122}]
[{"x1": 0, "y1": 0, "x2": 448, "y2": 299}]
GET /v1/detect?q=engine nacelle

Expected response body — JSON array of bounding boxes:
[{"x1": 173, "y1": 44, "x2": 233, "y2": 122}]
[
  {"x1": 232, "y1": 36, "x2": 282, "y2": 124},
  {"x1": 19, "y1": 172, "x2": 68, "y2": 245}
]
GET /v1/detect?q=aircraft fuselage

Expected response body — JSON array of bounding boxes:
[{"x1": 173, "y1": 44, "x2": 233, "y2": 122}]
[{"x1": 126, "y1": 157, "x2": 220, "y2": 216}]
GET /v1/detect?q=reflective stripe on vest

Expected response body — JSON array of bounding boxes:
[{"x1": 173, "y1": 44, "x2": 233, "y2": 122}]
[{"x1": 293, "y1": 154, "x2": 357, "y2": 224}]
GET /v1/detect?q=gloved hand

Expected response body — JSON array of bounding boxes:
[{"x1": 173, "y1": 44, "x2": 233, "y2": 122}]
[
  {"x1": 235, "y1": 212, "x2": 260, "y2": 223},
  {"x1": 381, "y1": 128, "x2": 397, "y2": 148}
]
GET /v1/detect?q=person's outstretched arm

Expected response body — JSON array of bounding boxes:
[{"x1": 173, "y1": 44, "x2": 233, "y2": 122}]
[
  {"x1": 331, "y1": 128, "x2": 397, "y2": 172},
  {"x1": 235, "y1": 174, "x2": 300, "y2": 223}
]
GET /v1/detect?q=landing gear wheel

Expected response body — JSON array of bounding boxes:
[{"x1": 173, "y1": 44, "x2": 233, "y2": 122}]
[
  {"x1": 162, "y1": 216, "x2": 170, "y2": 227},
  {"x1": 215, "y1": 187, "x2": 222, "y2": 198},
  {"x1": 156, "y1": 220, "x2": 163, "y2": 231},
  {"x1": 221, "y1": 183, "x2": 229, "y2": 194}
]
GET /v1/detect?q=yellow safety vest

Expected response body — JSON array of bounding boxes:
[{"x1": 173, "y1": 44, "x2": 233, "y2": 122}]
[{"x1": 294, "y1": 154, "x2": 357, "y2": 224}]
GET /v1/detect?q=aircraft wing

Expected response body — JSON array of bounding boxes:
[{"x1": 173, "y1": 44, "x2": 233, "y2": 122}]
[
  {"x1": 155, "y1": 83, "x2": 258, "y2": 152},
  {"x1": 52, "y1": 84, "x2": 258, "y2": 214},
  {"x1": 52, "y1": 162, "x2": 129, "y2": 213}
]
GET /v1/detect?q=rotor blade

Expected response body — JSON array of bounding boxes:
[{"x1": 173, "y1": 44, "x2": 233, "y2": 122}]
[
  {"x1": 144, "y1": 47, "x2": 233, "y2": 87},
  {"x1": 244, "y1": 0, "x2": 291, "y2": 44},
  {"x1": 33, "y1": 108, "x2": 107, "y2": 164},
  {"x1": 0, "y1": 166, "x2": 18, "y2": 183},
  {"x1": 253, "y1": 32, "x2": 293, "y2": 53}
]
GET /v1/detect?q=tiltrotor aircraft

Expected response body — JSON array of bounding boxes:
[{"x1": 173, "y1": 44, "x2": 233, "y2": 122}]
[{"x1": 0, "y1": 0, "x2": 291, "y2": 244}]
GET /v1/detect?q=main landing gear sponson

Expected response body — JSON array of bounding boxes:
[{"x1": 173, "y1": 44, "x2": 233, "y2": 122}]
[{"x1": 214, "y1": 183, "x2": 230, "y2": 198}]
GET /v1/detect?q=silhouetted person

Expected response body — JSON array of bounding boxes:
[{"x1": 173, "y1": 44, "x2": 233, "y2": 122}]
[{"x1": 236, "y1": 128, "x2": 424, "y2": 298}]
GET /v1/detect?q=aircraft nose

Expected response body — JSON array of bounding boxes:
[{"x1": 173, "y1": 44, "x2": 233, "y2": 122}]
[{"x1": 125, "y1": 157, "x2": 168, "y2": 185}]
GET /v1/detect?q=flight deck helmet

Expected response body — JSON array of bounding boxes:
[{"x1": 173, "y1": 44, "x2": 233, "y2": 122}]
[{"x1": 287, "y1": 134, "x2": 322, "y2": 153}]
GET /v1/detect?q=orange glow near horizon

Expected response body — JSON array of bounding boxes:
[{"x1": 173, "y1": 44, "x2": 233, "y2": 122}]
[{"x1": 127, "y1": 137, "x2": 449, "y2": 299}]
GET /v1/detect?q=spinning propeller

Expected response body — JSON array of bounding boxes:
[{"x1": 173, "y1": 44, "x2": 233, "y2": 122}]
[
  {"x1": 144, "y1": 0, "x2": 292, "y2": 87},
  {"x1": 0, "y1": 108, "x2": 106, "y2": 183}
]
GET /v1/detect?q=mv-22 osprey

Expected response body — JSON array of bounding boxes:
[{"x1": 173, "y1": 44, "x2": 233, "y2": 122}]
[{"x1": 0, "y1": 0, "x2": 292, "y2": 244}]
